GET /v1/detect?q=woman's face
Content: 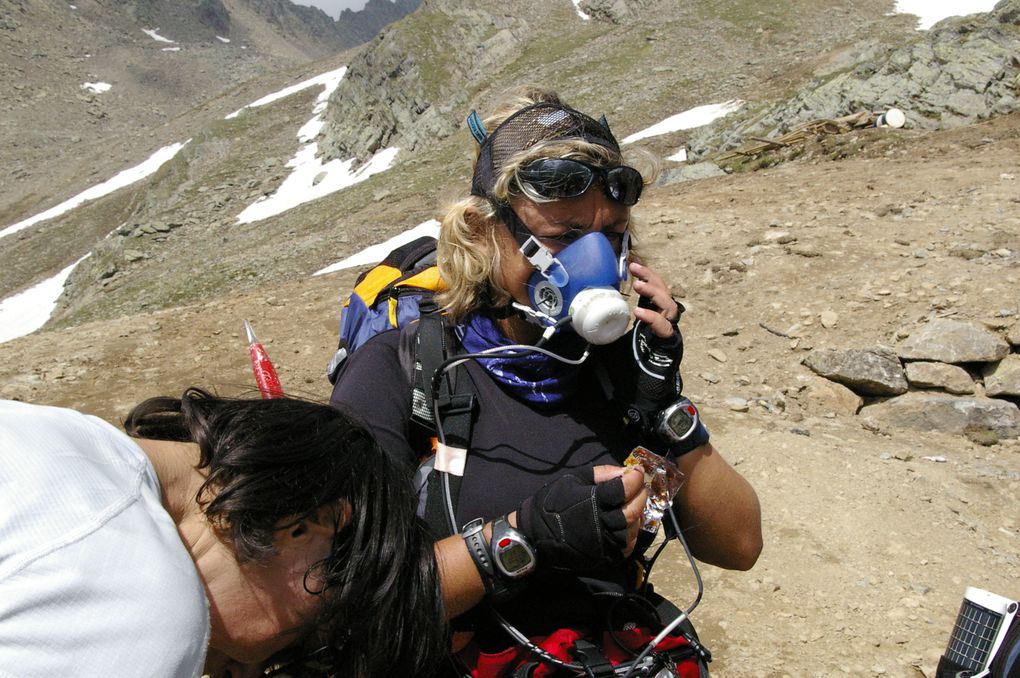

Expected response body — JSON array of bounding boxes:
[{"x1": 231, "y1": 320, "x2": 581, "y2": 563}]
[
  {"x1": 498, "y1": 186, "x2": 631, "y2": 305},
  {"x1": 199, "y1": 517, "x2": 336, "y2": 677}
]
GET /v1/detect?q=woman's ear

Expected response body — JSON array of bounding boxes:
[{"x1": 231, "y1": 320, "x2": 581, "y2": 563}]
[{"x1": 279, "y1": 505, "x2": 343, "y2": 544}]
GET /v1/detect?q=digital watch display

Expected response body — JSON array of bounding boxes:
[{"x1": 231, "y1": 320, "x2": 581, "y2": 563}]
[
  {"x1": 654, "y1": 397, "x2": 710, "y2": 454},
  {"x1": 490, "y1": 516, "x2": 536, "y2": 579}
]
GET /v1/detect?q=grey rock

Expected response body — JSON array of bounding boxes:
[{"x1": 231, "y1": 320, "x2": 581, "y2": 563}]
[
  {"x1": 904, "y1": 361, "x2": 975, "y2": 395},
  {"x1": 860, "y1": 393, "x2": 1020, "y2": 440},
  {"x1": 578, "y1": 0, "x2": 643, "y2": 23},
  {"x1": 796, "y1": 374, "x2": 863, "y2": 416},
  {"x1": 725, "y1": 397, "x2": 750, "y2": 412},
  {"x1": 985, "y1": 354, "x2": 1020, "y2": 397},
  {"x1": 334, "y1": 0, "x2": 422, "y2": 49},
  {"x1": 654, "y1": 162, "x2": 727, "y2": 187},
  {"x1": 1008, "y1": 324, "x2": 1020, "y2": 347},
  {"x1": 802, "y1": 348, "x2": 908, "y2": 396},
  {"x1": 898, "y1": 318, "x2": 1009, "y2": 363}
]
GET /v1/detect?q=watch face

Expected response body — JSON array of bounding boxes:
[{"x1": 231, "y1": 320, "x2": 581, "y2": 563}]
[
  {"x1": 666, "y1": 403, "x2": 696, "y2": 437},
  {"x1": 499, "y1": 542, "x2": 533, "y2": 574}
]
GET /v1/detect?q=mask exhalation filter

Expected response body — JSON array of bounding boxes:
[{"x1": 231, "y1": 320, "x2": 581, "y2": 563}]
[{"x1": 521, "y1": 232, "x2": 630, "y2": 345}]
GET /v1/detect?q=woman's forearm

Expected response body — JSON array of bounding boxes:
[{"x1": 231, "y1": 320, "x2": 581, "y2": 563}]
[
  {"x1": 436, "y1": 532, "x2": 485, "y2": 618},
  {"x1": 674, "y1": 443, "x2": 763, "y2": 570}
]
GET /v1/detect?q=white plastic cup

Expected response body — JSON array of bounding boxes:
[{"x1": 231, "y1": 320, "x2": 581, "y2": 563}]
[{"x1": 876, "y1": 108, "x2": 906, "y2": 128}]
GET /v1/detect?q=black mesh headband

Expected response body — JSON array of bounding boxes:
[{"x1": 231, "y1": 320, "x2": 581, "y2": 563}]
[{"x1": 469, "y1": 102, "x2": 622, "y2": 200}]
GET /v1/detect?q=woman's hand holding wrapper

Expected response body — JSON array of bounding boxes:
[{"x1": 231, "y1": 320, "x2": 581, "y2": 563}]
[{"x1": 517, "y1": 465, "x2": 647, "y2": 571}]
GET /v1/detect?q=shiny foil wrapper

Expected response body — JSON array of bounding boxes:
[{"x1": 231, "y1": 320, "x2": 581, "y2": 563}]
[{"x1": 624, "y1": 446, "x2": 685, "y2": 530}]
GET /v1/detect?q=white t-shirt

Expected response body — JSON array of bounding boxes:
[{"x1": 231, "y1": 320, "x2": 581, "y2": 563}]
[{"x1": 0, "y1": 400, "x2": 209, "y2": 678}]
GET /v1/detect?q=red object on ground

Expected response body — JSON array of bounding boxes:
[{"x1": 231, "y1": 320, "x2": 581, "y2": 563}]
[{"x1": 243, "y1": 319, "x2": 284, "y2": 399}]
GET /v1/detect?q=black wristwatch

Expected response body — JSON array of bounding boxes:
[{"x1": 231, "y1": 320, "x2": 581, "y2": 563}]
[
  {"x1": 490, "y1": 515, "x2": 537, "y2": 579},
  {"x1": 654, "y1": 397, "x2": 710, "y2": 455},
  {"x1": 462, "y1": 517, "x2": 534, "y2": 601}
]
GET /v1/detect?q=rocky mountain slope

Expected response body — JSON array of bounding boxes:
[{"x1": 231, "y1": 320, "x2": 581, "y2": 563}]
[
  {"x1": 317, "y1": 0, "x2": 921, "y2": 165},
  {"x1": 334, "y1": 0, "x2": 421, "y2": 48},
  {"x1": 689, "y1": 0, "x2": 1020, "y2": 158},
  {"x1": 0, "y1": 0, "x2": 416, "y2": 227},
  {"x1": 1, "y1": 1, "x2": 1018, "y2": 676},
  {"x1": 1, "y1": 0, "x2": 928, "y2": 329}
]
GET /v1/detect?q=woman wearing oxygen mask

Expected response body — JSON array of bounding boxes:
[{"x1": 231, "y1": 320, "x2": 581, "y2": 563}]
[{"x1": 330, "y1": 86, "x2": 762, "y2": 677}]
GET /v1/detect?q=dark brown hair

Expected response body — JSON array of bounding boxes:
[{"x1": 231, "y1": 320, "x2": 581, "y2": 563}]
[{"x1": 125, "y1": 388, "x2": 447, "y2": 677}]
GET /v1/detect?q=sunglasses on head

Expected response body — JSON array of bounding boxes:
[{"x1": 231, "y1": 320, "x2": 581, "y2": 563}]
[{"x1": 517, "y1": 158, "x2": 644, "y2": 206}]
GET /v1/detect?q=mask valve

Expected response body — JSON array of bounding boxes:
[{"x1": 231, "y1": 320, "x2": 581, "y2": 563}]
[{"x1": 522, "y1": 232, "x2": 630, "y2": 345}]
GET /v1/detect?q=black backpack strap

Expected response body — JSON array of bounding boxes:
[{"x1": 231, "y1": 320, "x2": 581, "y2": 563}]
[
  {"x1": 406, "y1": 300, "x2": 476, "y2": 538},
  {"x1": 572, "y1": 639, "x2": 615, "y2": 678},
  {"x1": 415, "y1": 299, "x2": 450, "y2": 422}
]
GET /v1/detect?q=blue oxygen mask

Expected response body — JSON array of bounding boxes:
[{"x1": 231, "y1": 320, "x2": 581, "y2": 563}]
[{"x1": 520, "y1": 232, "x2": 631, "y2": 345}]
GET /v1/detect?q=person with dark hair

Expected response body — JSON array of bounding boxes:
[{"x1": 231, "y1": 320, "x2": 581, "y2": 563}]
[
  {"x1": 0, "y1": 389, "x2": 447, "y2": 678},
  {"x1": 330, "y1": 86, "x2": 762, "y2": 675}
]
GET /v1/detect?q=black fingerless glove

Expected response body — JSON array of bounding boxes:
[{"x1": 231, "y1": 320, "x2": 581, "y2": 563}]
[
  {"x1": 632, "y1": 298, "x2": 684, "y2": 404},
  {"x1": 516, "y1": 467, "x2": 629, "y2": 572}
]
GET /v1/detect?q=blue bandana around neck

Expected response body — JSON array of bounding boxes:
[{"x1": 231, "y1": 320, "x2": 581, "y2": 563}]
[{"x1": 455, "y1": 311, "x2": 588, "y2": 405}]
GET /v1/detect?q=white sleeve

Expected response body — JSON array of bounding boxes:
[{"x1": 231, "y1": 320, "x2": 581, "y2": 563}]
[{"x1": 0, "y1": 401, "x2": 210, "y2": 678}]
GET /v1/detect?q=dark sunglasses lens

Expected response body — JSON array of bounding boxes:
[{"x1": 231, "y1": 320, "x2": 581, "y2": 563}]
[
  {"x1": 521, "y1": 159, "x2": 596, "y2": 199},
  {"x1": 605, "y1": 166, "x2": 643, "y2": 206}
]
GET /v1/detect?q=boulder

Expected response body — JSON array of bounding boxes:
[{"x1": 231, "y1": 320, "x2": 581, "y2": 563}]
[
  {"x1": 654, "y1": 162, "x2": 727, "y2": 187},
  {"x1": 578, "y1": 0, "x2": 637, "y2": 23},
  {"x1": 1008, "y1": 323, "x2": 1020, "y2": 347},
  {"x1": 860, "y1": 393, "x2": 1020, "y2": 440},
  {"x1": 904, "y1": 361, "x2": 975, "y2": 395},
  {"x1": 796, "y1": 374, "x2": 863, "y2": 416},
  {"x1": 984, "y1": 354, "x2": 1020, "y2": 397},
  {"x1": 897, "y1": 319, "x2": 1009, "y2": 364},
  {"x1": 802, "y1": 348, "x2": 908, "y2": 396}
]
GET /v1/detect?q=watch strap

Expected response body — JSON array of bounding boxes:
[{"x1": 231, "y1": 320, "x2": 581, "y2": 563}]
[
  {"x1": 461, "y1": 518, "x2": 526, "y2": 602},
  {"x1": 461, "y1": 519, "x2": 496, "y2": 597}
]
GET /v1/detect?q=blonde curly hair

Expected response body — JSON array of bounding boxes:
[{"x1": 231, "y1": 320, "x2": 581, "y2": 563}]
[{"x1": 436, "y1": 86, "x2": 657, "y2": 320}]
